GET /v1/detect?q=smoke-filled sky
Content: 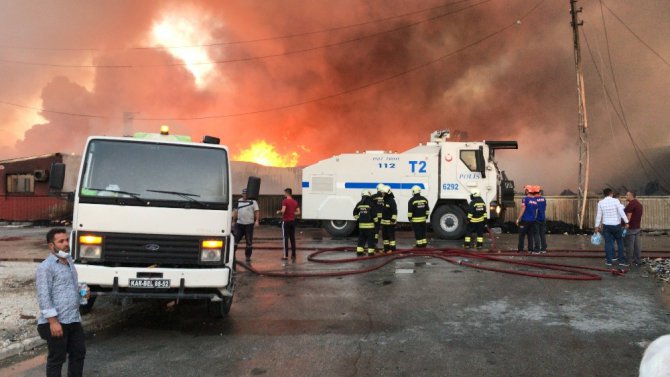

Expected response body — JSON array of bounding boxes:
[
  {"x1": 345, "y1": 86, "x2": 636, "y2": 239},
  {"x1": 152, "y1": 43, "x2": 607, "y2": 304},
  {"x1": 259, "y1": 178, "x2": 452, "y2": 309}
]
[{"x1": 0, "y1": 0, "x2": 668, "y2": 194}]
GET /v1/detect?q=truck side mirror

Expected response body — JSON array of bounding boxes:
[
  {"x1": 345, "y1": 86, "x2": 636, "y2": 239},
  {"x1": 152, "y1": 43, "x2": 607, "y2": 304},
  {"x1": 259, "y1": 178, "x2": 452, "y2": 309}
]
[
  {"x1": 246, "y1": 176, "x2": 261, "y2": 199},
  {"x1": 49, "y1": 163, "x2": 66, "y2": 191},
  {"x1": 476, "y1": 147, "x2": 486, "y2": 178}
]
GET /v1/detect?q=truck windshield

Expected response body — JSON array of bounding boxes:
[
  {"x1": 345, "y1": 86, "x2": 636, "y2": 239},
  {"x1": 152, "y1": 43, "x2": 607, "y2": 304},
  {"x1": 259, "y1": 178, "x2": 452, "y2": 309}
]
[{"x1": 79, "y1": 139, "x2": 229, "y2": 209}]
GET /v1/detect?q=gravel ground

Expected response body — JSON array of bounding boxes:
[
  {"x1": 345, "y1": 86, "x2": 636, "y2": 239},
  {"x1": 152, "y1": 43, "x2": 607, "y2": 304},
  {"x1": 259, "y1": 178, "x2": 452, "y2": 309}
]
[{"x1": 0, "y1": 262, "x2": 40, "y2": 350}]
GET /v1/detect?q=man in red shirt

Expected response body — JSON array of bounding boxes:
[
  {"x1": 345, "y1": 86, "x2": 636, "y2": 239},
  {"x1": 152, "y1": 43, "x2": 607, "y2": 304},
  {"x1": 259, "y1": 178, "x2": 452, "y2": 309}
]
[
  {"x1": 277, "y1": 188, "x2": 300, "y2": 261},
  {"x1": 624, "y1": 191, "x2": 644, "y2": 266}
]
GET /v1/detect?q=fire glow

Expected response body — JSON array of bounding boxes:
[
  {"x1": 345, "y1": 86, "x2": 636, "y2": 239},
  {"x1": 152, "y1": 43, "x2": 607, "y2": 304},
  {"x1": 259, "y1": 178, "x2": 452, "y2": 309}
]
[
  {"x1": 150, "y1": 7, "x2": 217, "y2": 89},
  {"x1": 234, "y1": 141, "x2": 299, "y2": 167}
]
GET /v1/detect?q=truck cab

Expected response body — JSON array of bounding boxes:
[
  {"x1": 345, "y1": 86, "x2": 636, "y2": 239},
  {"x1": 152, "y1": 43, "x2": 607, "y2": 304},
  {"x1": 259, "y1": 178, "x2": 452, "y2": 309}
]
[{"x1": 50, "y1": 129, "x2": 236, "y2": 317}]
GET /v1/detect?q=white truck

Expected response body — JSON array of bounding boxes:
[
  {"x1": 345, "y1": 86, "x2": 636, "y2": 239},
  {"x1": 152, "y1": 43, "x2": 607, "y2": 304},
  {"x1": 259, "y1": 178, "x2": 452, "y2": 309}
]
[
  {"x1": 49, "y1": 127, "x2": 244, "y2": 317},
  {"x1": 301, "y1": 130, "x2": 517, "y2": 239}
]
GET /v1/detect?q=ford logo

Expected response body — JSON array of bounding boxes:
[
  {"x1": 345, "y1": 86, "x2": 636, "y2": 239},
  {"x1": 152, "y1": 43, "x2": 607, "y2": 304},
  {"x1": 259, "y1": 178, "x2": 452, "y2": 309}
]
[{"x1": 144, "y1": 243, "x2": 160, "y2": 251}]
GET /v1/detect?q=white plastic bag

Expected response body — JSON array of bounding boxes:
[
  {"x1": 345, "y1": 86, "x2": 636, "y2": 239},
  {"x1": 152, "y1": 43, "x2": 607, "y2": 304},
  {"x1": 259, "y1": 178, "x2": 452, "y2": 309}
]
[{"x1": 591, "y1": 232, "x2": 602, "y2": 246}]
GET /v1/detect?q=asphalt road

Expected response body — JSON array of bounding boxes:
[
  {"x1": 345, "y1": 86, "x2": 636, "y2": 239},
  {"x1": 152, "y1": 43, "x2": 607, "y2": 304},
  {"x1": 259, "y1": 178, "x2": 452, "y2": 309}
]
[{"x1": 1, "y1": 228, "x2": 669, "y2": 376}]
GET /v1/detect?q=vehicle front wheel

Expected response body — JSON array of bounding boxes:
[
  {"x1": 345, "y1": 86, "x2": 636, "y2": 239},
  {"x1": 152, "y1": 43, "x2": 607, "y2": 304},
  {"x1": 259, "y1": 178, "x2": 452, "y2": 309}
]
[
  {"x1": 208, "y1": 296, "x2": 233, "y2": 318},
  {"x1": 79, "y1": 296, "x2": 97, "y2": 315},
  {"x1": 431, "y1": 205, "x2": 466, "y2": 240}
]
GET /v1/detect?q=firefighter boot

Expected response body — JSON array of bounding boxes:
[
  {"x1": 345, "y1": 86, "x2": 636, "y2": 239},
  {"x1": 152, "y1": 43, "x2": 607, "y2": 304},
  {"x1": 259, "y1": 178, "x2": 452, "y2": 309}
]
[
  {"x1": 476, "y1": 242, "x2": 483, "y2": 249},
  {"x1": 463, "y1": 236, "x2": 471, "y2": 249}
]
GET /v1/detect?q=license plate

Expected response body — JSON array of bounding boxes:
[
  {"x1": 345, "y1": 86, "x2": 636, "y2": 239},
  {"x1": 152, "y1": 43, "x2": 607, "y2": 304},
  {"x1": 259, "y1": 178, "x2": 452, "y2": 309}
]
[{"x1": 128, "y1": 279, "x2": 170, "y2": 289}]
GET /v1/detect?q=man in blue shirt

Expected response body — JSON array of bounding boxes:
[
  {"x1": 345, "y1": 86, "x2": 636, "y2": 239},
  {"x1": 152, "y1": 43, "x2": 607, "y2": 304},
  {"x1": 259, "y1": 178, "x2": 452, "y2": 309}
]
[
  {"x1": 533, "y1": 186, "x2": 548, "y2": 253},
  {"x1": 36, "y1": 228, "x2": 88, "y2": 377},
  {"x1": 515, "y1": 185, "x2": 538, "y2": 252}
]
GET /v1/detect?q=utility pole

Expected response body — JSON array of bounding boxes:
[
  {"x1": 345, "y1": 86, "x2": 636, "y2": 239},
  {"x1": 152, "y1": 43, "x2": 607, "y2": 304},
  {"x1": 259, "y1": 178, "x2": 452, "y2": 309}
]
[{"x1": 570, "y1": 0, "x2": 590, "y2": 229}]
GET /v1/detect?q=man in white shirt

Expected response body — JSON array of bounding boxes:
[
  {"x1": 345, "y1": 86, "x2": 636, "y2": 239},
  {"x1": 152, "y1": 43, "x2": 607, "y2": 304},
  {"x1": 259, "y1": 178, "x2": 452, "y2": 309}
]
[
  {"x1": 232, "y1": 188, "x2": 260, "y2": 262},
  {"x1": 594, "y1": 188, "x2": 629, "y2": 266}
]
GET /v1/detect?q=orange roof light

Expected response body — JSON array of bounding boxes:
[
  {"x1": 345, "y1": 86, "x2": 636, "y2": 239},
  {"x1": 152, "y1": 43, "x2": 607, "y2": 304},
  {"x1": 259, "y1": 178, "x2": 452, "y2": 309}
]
[
  {"x1": 202, "y1": 240, "x2": 223, "y2": 249},
  {"x1": 160, "y1": 125, "x2": 170, "y2": 135},
  {"x1": 79, "y1": 235, "x2": 103, "y2": 245}
]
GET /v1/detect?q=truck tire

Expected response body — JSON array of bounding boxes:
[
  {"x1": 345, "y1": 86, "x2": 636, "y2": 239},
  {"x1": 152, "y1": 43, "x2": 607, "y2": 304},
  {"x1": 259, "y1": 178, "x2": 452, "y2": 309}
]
[
  {"x1": 79, "y1": 296, "x2": 97, "y2": 315},
  {"x1": 322, "y1": 220, "x2": 356, "y2": 237},
  {"x1": 431, "y1": 205, "x2": 466, "y2": 240},
  {"x1": 208, "y1": 296, "x2": 233, "y2": 318}
]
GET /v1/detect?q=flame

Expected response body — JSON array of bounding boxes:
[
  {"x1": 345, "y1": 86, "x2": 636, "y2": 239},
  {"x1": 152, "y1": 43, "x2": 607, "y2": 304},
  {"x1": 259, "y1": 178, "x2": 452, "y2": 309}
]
[
  {"x1": 234, "y1": 140, "x2": 299, "y2": 167},
  {"x1": 150, "y1": 7, "x2": 217, "y2": 89}
]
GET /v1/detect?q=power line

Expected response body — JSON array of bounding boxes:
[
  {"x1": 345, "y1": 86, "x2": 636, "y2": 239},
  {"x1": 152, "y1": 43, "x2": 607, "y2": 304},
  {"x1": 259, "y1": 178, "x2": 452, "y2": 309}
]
[
  {"x1": 600, "y1": 1, "x2": 670, "y2": 69},
  {"x1": 582, "y1": 27, "x2": 670, "y2": 190},
  {"x1": 0, "y1": 0, "x2": 547, "y2": 122},
  {"x1": 0, "y1": 0, "x2": 477, "y2": 52},
  {"x1": 0, "y1": 0, "x2": 490, "y2": 69}
]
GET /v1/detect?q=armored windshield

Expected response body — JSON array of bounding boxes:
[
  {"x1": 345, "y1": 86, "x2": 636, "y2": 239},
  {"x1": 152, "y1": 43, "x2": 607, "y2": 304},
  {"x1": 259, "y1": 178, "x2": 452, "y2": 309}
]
[{"x1": 79, "y1": 139, "x2": 229, "y2": 209}]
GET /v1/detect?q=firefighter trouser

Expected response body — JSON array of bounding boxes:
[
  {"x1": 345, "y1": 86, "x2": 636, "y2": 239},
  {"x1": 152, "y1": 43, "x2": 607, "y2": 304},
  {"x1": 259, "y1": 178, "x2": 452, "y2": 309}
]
[
  {"x1": 464, "y1": 221, "x2": 485, "y2": 248},
  {"x1": 381, "y1": 224, "x2": 396, "y2": 252},
  {"x1": 357, "y1": 227, "x2": 376, "y2": 255},
  {"x1": 411, "y1": 221, "x2": 427, "y2": 247},
  {"x1": 533, "y1": 221, "x2": 547, "y2": 251},
  {"x1": 234, "y1": 223, "x2": 255, "y2": 258},
  {"x1": 374, "y1": 220, "x2": 381, "y2": 244},
  {"x1": 518, "y1": 220, "x2": 537, "y2": 252}
]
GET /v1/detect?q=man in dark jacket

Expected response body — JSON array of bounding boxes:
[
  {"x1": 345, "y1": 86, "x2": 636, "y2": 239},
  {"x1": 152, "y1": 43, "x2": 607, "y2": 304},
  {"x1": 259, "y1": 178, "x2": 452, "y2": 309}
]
[
  {"x1": 371, "y1": 183, "x2": 385, "y2": 248},
  {"x1": 464, "y1": 188, "x2": 487, "y2": 249},
  {"x1": 380, "y1": 185, "x2": 398, "y2": 253},
  {"x1": 408, "y1": 185, "x2": 430, "y2": 248},
  {"x1": 353, "y1": 190, "x2": 377, "y2": 256}
]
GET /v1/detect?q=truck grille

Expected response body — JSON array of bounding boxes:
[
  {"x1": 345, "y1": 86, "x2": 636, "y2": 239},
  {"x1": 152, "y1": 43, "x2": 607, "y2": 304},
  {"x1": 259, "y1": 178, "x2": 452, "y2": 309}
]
[{"x1": 103, "y1": 233, "x2": 200, "y2": 265}]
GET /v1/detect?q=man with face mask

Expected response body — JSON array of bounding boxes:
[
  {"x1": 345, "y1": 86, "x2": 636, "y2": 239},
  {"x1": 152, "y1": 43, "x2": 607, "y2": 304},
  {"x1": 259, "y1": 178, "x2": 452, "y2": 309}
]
[{"x1": 35, "y1": 228, "x2": 89, "y2": 377}]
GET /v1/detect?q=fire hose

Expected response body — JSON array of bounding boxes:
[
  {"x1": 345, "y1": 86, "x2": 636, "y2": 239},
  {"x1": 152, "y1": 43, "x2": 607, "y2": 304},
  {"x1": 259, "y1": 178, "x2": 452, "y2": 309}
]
[{"x1": 235, "y1": 245, "x2": 670, "y2": 281}]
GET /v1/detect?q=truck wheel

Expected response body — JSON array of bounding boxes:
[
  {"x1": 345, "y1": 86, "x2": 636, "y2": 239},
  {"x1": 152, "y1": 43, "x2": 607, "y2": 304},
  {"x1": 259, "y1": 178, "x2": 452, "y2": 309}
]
[
  {"x1": 208, "y1": 296, "x2": 233, "y2": 318},
  {"x1": 431, "y1": 205, "x2": 466, "y2": 240},
  {"x1": 322, "y1": 220, "x2": 356, "y2": 237},
  {"x1": 79, "y1": 296, "x2": 97, "y2": 315}
]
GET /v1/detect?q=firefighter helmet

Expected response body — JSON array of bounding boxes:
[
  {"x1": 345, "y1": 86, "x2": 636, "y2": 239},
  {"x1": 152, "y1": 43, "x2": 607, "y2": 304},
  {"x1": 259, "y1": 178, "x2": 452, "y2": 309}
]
[
  {"x1": 411, "y1": 185, "x2": 421, "y2": 194},
  {"x1": 471, "y1": 188, "x2": 481, "y2": 197},
  {"x1": 376, "y1": 183, "x2": 385, "y2": 192},
  {"x1": 361, "y1": 190, "x2": 370, "y2": 197},
  {"x1": 382, "y1": 185, "x2": 391, "y2": 194}
]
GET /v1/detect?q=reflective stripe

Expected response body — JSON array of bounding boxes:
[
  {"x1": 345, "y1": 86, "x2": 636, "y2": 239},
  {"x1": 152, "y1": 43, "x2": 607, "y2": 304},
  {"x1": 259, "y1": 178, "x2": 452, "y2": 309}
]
[
  {"x1": 411, "y1": 217, "x2": 426, "y2": 222},
  {"x1": 359, "y1": 223, "x2": 375, "y2": 229}
]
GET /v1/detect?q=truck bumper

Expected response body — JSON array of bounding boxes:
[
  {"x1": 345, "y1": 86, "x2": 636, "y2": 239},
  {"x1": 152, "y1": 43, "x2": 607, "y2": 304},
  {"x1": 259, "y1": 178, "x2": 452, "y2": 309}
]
[{"x1": 77, "y1": 265, "x2": 233, "y2": 300}]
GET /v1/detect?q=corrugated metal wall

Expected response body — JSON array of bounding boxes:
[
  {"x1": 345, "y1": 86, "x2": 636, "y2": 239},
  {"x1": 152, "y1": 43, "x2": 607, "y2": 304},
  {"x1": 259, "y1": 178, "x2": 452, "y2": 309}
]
[
  {"x1": 504, "y1": 196, "x2": 669, "y2": 230},
  {"x1": 0, "y1": 195, "x2": 73, "y2": 222}
]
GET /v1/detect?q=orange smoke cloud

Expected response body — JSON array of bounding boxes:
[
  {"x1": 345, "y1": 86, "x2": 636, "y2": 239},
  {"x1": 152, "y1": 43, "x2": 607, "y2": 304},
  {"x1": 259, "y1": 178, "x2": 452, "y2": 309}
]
[{"x1": 0, "y1": 1, "x2": 668, "y2": 193}]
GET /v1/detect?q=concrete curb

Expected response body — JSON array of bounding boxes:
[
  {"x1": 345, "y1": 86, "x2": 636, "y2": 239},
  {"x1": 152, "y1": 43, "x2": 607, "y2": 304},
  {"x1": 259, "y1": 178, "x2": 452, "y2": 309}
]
[{"x1": 0, "y1": 301, "x2": 151, "y2": 362}]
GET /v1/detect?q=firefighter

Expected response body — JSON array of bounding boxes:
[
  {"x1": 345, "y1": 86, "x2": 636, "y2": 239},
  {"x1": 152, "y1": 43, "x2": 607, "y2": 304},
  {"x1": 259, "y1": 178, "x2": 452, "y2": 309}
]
[
  {"x1": 353, "y1": 190, "x2": 377, "y2": 256},
  {"x1": 372, "y1": 183, "x2": 385, "y2": 248},
  {"x1": 408, "y1": 185, "x2": 430, "y2": 248},
  {"x1": 533, "y1": 185, "x2": 547, "y2": 253},
  {"x1": 380, "y1": 185, "x2": 398, "y2": 253},
  {"x1": 464, "y1": 188, "x2": 487, "y2": 249},
  {"x1": 516, "y1": 184, "x2": 539, "y2": 252}
]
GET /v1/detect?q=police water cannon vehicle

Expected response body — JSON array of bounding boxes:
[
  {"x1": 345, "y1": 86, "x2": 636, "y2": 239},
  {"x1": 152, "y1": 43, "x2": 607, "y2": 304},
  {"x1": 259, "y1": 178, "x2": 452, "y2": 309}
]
[
  {"x1": 301, "y1": 130, "x2": 517, "y2": 239},
  {"x1": 48, "y1": 126, "x2": 256, "y2": 317}
]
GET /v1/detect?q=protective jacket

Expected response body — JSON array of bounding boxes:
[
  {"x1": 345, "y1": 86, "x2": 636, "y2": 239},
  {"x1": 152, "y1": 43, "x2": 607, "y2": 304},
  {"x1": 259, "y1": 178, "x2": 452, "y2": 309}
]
[
  {"x1": 408, "y1": 194, "x2": 430, "y2": 223},
  {"x1": 353, "y1": 197, "x2": 377, "y2": 229},
  {"x1": 467, "y1": 196, "x2": 487, "y2": 223},
  {"x1": 372, "y1": 192, "x2": 385, "y2": 221},
  {"x1": 380, "y1": 193, "x2": 398, "y2": 225}
]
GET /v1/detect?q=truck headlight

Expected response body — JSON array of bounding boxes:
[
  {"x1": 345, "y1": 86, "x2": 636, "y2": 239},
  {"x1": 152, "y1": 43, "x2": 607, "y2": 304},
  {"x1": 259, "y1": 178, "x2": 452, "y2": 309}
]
[
  {"x1": 200, "y1": 239, "x2": 223, "y2": 262},
  {"x1": 79, "y1": 234, "x2": 103, "y2": 260}
]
